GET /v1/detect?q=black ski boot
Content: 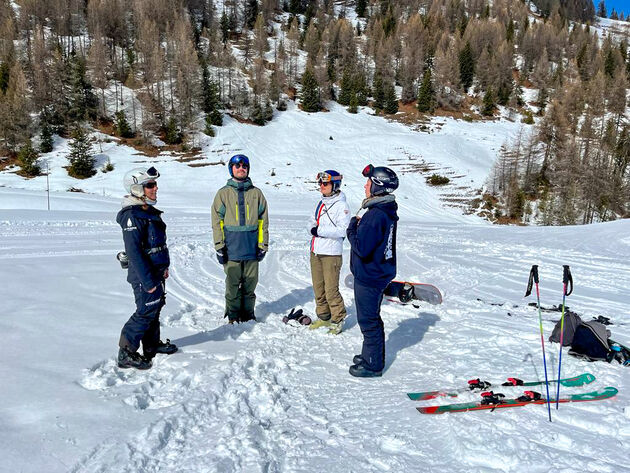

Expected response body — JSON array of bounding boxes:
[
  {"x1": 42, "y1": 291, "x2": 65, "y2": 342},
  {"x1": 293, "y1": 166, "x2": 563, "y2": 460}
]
[
  {"x1": 155, "y1": 339, "x2": 178, "y2": 355},
  {"x1": 349, "y1": 364, "x2": 382, "y2": 378},
  {"x1": 353, "y1": 354, "x2": 364, "y2": 365},
  {"x1": 118, "y1": 347, "x2": 152, "y2": 370},
  {"x1": 238, "y1": 312, "x2": 257, "y2": 323}
]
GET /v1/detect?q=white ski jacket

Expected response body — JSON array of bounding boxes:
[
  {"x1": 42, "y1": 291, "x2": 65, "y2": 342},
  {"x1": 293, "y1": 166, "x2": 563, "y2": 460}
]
[{"x1": 310, "y1": 191, "x2": 351, "y2": 256}]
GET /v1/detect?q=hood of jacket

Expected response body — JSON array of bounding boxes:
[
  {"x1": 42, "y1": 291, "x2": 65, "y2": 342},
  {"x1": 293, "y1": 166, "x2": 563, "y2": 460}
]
[{"x1": 226, "y1": 177, "x2": 254, "y2": 190}]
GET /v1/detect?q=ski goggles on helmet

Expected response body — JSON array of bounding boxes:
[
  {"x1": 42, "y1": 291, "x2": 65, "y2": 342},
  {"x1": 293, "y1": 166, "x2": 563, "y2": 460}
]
[
  {"x1": 316, "y1": 172, "x2": 342, "y2": 184},
  {"x1": 362, "y1": 164, "x2": 374, "y2": 178}
]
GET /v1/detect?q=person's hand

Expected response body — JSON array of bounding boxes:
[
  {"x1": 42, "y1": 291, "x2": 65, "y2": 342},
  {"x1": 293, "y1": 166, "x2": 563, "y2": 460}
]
[
  {"x1": 163, "y1": 269, "x2": 169, "y2": 279},
  {"x1": 310, "y1": 226, "x2": 318, "y2": 237},
  {"x1": 147, "y1": 286, "x2": 157, "y2": 294},
  {"x1": 256, "y1": 247, "x2": 266, "y2": 262},
  {"x1": 349, "y1": 216, "x2": 359, "y2": 228},
  {"x1": 216, "y1": 247, "x2": 228, "y2": 264}
]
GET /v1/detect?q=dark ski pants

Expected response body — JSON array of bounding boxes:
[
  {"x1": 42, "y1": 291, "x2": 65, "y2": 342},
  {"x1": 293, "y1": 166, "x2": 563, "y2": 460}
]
[
  {"x1": 354, "y1": 280, "x2": 386, "y2": 372},
  {"x1": 223, "y1": 260, "x2": 258, "y2": 321},
  {"x1": 119, "y1": 281, "x2": 165, "y2": 357}
]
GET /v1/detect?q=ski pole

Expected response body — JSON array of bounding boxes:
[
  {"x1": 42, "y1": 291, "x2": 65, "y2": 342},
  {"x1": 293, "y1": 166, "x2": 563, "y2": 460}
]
[
  {"x1": 525, "y1": 265, "x2": 552, "y2": 422},
  {"x1": 556, "y1": 265, "x2": 573, "y2": 409}
]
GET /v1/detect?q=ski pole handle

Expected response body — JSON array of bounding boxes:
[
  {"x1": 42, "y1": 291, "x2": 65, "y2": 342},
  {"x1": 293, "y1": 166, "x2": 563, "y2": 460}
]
[
  {"x1": 563, "y1": 265, "x2": 573, "y2": 296},
  {"x1": 525, "y1": 265, "x2": 539, "y2": 297}
]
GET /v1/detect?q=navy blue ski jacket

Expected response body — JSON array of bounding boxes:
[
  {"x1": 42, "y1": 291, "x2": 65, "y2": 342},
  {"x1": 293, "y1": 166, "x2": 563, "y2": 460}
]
[
  {"x1": 116, "y1": 199, "x2": 170, "y2": 290},
  {"x1": 347, "y1": 196, "x2": 398, "y2": 290}
]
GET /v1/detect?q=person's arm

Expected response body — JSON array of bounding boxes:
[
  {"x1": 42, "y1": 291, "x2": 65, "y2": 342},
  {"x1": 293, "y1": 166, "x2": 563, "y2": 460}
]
[
  {"x1": 211, "y1": 190, "x2": 226, "y2": 250},
  {"x1": 346, "y1": 211, "x2": 384, "y2": 259},
  {"x1": 122, "y1": 215, "x2": 156, "y2": 290},
  {"x1": 258, "y1": 191, "x2": 269, "y2": 251}
]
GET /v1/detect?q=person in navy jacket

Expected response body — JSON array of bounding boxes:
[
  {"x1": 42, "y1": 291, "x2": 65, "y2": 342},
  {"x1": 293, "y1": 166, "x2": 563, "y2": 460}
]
[
  {"x1": 116, "y1": 167, "x2": 177, "y2": 370},
  {"x1": 346, "y1": 164, "x2": 399, "y2": 377}
]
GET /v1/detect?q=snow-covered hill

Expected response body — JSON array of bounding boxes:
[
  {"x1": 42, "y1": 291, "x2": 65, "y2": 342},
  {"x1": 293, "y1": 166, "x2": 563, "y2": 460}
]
[{"x1": 1, "y1": 105, "x2": 630, "y2": 472}]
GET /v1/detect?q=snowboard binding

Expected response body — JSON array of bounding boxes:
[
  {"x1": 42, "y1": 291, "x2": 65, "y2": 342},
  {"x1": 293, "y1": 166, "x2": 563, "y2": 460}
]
[
  {"x1": 517, "y1": 391, "x2": 542, "y2": 402},
  {"x1": 480, "y1": 391, "x2": 506, "y2": 406},
  {"x1": 468, "y1": 378, "x2": 492, "y2": 391}
]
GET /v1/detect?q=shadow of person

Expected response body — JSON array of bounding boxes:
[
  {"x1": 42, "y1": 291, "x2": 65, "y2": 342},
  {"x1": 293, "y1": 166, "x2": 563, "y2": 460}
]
[
  {"x1": 172, "y1": 287, "x2": 314, "y2": 348},
  {"x1": 384, "y1": 312, "x2": 440, "y2": 371},
  {"x1": 254, "y1": 287, "x2": 314, "y2": 321}
]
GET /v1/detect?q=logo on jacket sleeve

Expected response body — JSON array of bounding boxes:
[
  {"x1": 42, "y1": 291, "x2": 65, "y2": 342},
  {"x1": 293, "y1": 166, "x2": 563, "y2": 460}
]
[
  {"x1": 385, "y1": 224, "x2": 394, "y2": 260},
  {"x1": 124, "y1": 217, "x2": 137, "y2": 231}
]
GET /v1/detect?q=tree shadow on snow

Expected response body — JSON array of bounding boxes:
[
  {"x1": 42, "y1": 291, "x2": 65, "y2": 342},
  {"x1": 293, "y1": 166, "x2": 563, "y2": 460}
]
[
  {"x1": 384, "y1": 312, "x2": 440, "y2": 372},
  {"x1": 172, "y1": 287, "x2": 314, "y2": 348}
]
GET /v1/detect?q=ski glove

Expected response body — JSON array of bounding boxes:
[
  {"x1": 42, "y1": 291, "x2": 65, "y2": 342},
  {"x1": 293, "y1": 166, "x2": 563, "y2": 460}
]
[
  {"x1": 310, "y1": 226, "x2": 318, "y2": 237},
  {"x1": 216, "y1": 247, "x2": 228, "y2": 264},
  {"x1": 348, "y1": 216, "x2": 359, "y2": 229},
  {"x1": 256, "y1": 247, "x2": 266, "y2": 262}
]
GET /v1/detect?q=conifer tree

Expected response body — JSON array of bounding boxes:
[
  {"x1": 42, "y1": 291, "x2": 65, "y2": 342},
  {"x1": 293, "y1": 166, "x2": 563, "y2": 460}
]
[
  {"x1": 459, "y1": 42, "x2": 475, "y2": 92},
  {"x1": 164, "y1": 116, "x2": 183, "y2": 145},
  {"x1": 115, "y1": 111, "x2": 135, "y2": 138},
  {"x1": 67, "y1": 126, "x2": 95, "y2": 178},
  {"x1": 338, "y1": 67, "x2": 353, "y2": 105},
  {"x1": 264, "y1": 99, "x2": 273, "y2": 122},
  {"x1": 417, "y1": 69, "x2": 435, "y2": 113},
  {"x1": 384, "y1": 83, "x2": 398, "y2": 114},
  {"x1": 220, "y1": 11, "x2": 230, "y2": 45},
  {"x1": 356, "y1": 0, "x2": 367, "y2": 18},
  {"x1": 18, "y1": 141, "x2": 40, "y2": 176},
  {"x1": 67, "y1": 53, "x2": 98, "y2": 125},
  {"x1": 40, "y1": 120, "x2": 53, "y2": 153},
  {"x1": 348, "y1": 93, "x2": 358, "y2": 114},
  {"x1": 482, "y1": 87, "x2": 496, "y2": 116},
  {"x1": 300, "y1": 67, "x2": 321, "y2": 112},
  {"x1": 251, "y1": 101, "x2": 265, "y2": 125}
]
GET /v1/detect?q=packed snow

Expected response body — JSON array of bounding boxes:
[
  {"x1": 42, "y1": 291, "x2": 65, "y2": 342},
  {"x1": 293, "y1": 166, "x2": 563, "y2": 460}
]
[{"x1": 1, "y1": 103, "x2": 629, "y2": 472}]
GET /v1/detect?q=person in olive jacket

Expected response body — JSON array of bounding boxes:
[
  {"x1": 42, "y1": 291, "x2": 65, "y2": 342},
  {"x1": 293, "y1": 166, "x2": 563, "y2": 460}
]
[
  {"x1": 211, "y1": 155, "x2": 269, "y2": 323},
  {"x1": 116, "y1": 167, "x2": 177, "y2": 370}
]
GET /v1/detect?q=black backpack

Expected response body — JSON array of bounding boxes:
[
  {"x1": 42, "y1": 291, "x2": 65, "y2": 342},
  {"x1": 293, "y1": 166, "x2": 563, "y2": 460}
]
[
  {"x1": 548, "y1": 311, "x2": 582, "y2": 346},
  {"x1": 568, "y1": 321, "x2": 611, "y2": 362}
]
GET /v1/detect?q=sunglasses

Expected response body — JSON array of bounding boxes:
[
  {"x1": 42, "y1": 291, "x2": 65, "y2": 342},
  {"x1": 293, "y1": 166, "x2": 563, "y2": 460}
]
[
  {"x1": 233, "y1": 163, "x2": 249, "y2": 169},
  {"x1": 143, "y1": 181, "x2": 157, "y2": 189}
]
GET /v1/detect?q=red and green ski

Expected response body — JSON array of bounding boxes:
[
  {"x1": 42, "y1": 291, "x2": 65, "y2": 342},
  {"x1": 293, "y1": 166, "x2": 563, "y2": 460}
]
[
  {"x1": 416, "y1": 386, "x2": 617, "y2": 414},
  {"x1": 407, "y1": 373, "x2": 596, "y2": 401}
]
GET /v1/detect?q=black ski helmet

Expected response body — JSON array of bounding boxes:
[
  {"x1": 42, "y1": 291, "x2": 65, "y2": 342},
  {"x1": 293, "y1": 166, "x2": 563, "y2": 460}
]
[
  {"x1": 228, "y1": 154, "x2": 250, "y2": 177},
  {"x1": 362, "y1": 164, "x2": 399, "y2": 196}
]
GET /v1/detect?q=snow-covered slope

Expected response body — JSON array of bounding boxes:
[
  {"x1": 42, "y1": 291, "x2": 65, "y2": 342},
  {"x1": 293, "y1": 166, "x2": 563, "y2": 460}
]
[{"x1": 1, "y1": 105, "x2": 629, "y2": 473}]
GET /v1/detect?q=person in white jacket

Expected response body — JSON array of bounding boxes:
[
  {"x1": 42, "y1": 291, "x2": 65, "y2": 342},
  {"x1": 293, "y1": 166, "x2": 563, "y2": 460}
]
[{"x1": 308, "y1": 170, "x2": 352, "y2": 334}]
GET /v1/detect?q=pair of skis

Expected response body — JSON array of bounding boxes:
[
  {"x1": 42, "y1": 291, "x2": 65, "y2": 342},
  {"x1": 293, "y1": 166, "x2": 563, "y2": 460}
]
[{"x1": 409, "y1": 373, "x2": 618, "y2": 414}]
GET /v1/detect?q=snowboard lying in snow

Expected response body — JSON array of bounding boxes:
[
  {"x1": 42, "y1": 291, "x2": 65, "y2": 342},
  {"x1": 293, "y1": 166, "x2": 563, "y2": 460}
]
[{"x1": 344, "y1": 274, "x2": 443, "y2": 306}]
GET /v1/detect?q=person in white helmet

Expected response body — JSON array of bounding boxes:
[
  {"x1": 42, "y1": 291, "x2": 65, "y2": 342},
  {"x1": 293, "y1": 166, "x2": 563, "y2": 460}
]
[
  {"x1": 308, "y1": 170, "x2": 351, "y2": 335},
  {"x1": 115, "y1": 166, "x2": 177, "y2": 370}
]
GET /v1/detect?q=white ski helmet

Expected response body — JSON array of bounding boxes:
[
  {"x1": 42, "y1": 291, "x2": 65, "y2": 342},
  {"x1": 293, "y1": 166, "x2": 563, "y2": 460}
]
[{"x1": 123, "y1": 166, "x2": 160, "y2": 198}]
